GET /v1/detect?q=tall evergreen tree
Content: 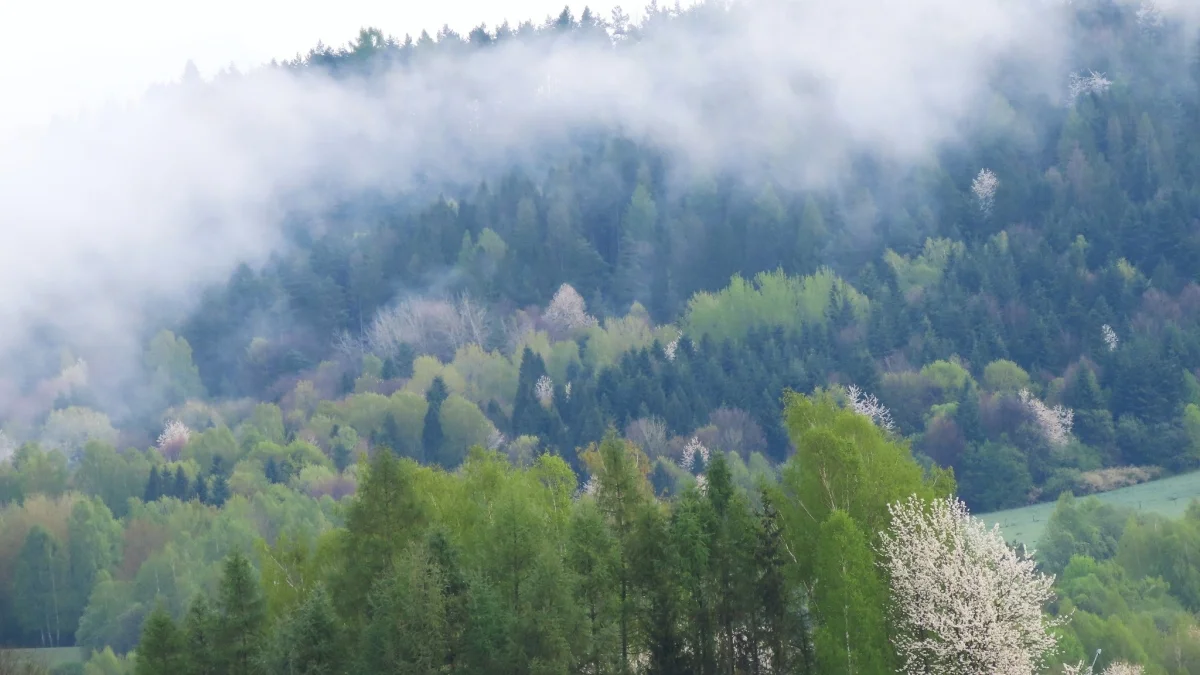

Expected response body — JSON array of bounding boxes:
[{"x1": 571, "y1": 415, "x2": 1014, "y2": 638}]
[
  {"x1": 421, "y1": 376, "x2": 448, "y2": 463},
  {"x1": 216, "y1": 552, "x2": 267, "y2": 675},
  {"x1": 182, "y1": 594, "x2": 220, "y2": 675},
  {"x1": 136, "y1": 604, "x2": 185, "y2": 675},
  {"x1": 144, "y1": 466, "x2": 161, "y2": 503}
]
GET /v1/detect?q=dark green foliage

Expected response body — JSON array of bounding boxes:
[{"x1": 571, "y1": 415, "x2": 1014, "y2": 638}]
[
  {"x1": 143, "y1": 467, "x2": 161, "y2": 503},
  {"x1": 136, "y1": 604, "x2": 185, "y2": 675},
  {"x1": 216, "y1": 552, "x2": 267, "y2": 675},
  {"x1": 208, "y1": 457, "x2": 230, "y2": 507},
  {"x1": 263, "y1": 585, "x2": 345, "y2": 675},
  {"x1": 421, "y1": 377, "x2": 448, "y2": 463}
]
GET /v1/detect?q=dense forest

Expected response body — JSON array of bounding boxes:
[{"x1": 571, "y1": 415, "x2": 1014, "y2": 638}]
[{"x1": 4, "y1": 0, "x2": 1200, "y2": 672}]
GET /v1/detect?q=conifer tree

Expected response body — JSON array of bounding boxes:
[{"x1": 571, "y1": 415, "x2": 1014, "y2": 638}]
[
  {"x1": 143, "y1": 466, "x2": 161, "y2": 503},
  {"x1": 263, "y1": 584, "x2": 344, "y2": 675},
  {"x1": 172, "y1": 466, "x2": 190, "y2": 500},
  {"x1": 136, "y1": 604, "x2": 185, "y2": 675},
  {"x1": 216, "y1": 552, "x2": 267, "y2": 675},
  {"x1": 182, "y1": 594, "x2": 220, "y2": 675},
  {"x1": 421, "y1": 376, "x2": 448, "y2": 463}
]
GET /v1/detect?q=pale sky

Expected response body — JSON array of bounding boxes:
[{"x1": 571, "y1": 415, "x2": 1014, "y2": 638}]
[{"x1": 0, "y1": 0, "x2": 624, "y2": 138}]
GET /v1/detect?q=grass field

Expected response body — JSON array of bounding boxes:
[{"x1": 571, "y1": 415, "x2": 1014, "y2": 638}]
[
  {"x1": 0, "y1": 646, "x2": 84, "y2": 668},
  {"x1": 979, "y1": 470, "x2": 1200, "y2": 549}
]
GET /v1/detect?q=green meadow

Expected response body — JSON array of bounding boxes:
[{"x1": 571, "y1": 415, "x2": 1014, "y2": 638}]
[{"x1": 980, "y1": 470, "x2": 1200, "y2": 549}]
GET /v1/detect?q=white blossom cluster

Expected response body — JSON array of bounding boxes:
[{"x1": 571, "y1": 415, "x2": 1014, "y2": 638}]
[
  {"x1": 1068, "y1": 71, "x2": 1112, "y2": 104},
  {"x1": 535, "y1": 375, "x2": 555, "y2": 407},
  {"x1": 564, "y1": 382, "x2": 572, "y2": 401},
  {"x1": 545, "y1": 283, "x2": 597, "y2": 333},
  {"x1": 694, "y1": 473, "x2": 708, "y2": 495},
  {"x1": 157, "y1": 419, "x2": 192, "y2": 451},
  {"x1": 878, "y1": 495, "x2": 1062, "y2": 675},
  {"x1": 664, "y1": 330, "x2": 682, "y2": 362},
  {"x1": 1018, "y1": 388, "x2": 1074, "y2": 447},
  {"x1": 846, "y1": 384, "x2": 895, "y2": 431},
  {"x1": 1102, "y1": 324, "x2": 1119, "y2": 351},
  {"x1": 486, "y1": 429, "x2": 506, "y2": 451},
  {"x1": 972, "y1": 168, "x2": 999, "y2": 216},
  {"x1": 580, "y1": 475, "x2": 599, "y2": 498},
  {"x1": 680, "y1": 435, "x2": 710, "y2": 472}
]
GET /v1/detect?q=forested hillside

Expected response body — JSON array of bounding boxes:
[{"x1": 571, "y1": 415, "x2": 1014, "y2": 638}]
[{"x1": 3, "y1": 0, "x2": 1200, "y2": 672}]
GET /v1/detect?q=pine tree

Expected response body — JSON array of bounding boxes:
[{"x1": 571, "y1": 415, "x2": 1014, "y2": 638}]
[
  {"x1": 194, "y1": 474, "x2": 209, "y2": 505},
  {"x1": 144, "y1": 466, "x2": 161, "y2": 503},
  {"x1": 216, "y1": 552, "x2": 267, "y2": 675},
  {"x1": 955, "y1": 382, "x2": 984, "y2": 444},
  {"x1": 333, "y1": 449, "x2": 427, "y2": 622},
  {"x1": 422, "y1": 376, "x2": 448, "y2": 463},
  {"x1": 136, "y1": 603, "x2": 185, "y2": 675},
  {"x1": 209, "y1": 457, "x2": 230, "y2": 508},
  {"x1": 172, "y1": 466, "x2": 190, "y2": 500},
  {"x1": 182, "y1": 594, "x2": 220, "y2": 675},
  {"x1": 263, "y1": 584, "x2": 344, "y2": 675},
  {"x1": 264, "y1": 458, "x2": 282, "y2": 485},
  {"x1": 512, "y1": 347, "x2": 549, "y2": 438}
]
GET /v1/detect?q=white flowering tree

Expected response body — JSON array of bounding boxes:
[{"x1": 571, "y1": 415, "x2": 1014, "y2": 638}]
[
  {"x1": 1018, "y1": 388, "x2": 1074, "y2": 447},
  {"x1": 663, "y1": 330, "x2": 682, "y2": 362},
  {"x1": 1101, "y1": 324, "x2": 1119, "y2": 352},
  {"x1": 972, "y1": 168, "x2": 999, "y2": 216},
  {"x1": 878, "y1": 495, "x2": 1062, "y2": 675},
  {"x1": 544, "y1": 283, "x2": 597, "y2": 337},
  {"x1": 680, "y1": 435, "x2": 710, "y2": 472},
  {"x1": 157, "y1": 419, "x2": 192, "y2": 460},
  {"x1": 534, "y1": 374, "x2": 554, "y2": 407},
  {"x1": 846, "y1": 384, "x2": 895, "y2": 431},
  {"x1": 1068, "y1": 71, "x2": 1112, "y2": 104}
]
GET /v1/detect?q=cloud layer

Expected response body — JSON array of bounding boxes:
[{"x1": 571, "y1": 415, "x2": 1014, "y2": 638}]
[{"x1": 0, "y1": 0, "x2": 1179, "y2": 416}]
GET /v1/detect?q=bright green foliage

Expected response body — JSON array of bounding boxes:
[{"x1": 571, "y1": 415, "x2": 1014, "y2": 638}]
[
  {"x1": 359, "y1": 546, "x2": 448, "y2": 675},
  {"x1": 883, "y1": 238, "x2": 964, "y2": 295},
  {"x1": 811, "y1": 511, "x2": 891, "y2": 675},
  {"x1": 777, "y1": 389, "x2": 953, "y2": 579},
  {"x1": 566, "y1": 500, "x2": 620, "y2": 674},
  {"x1": 982, "y1": 360, "x2": 1031, "y2": 394},
  {"x1": 684, "y1": 269, "x2": 867, "y2": 343},
  {"x1": 436, "y1": 395, "x2": 492, "y2": 467},
  {"x1": 66, "y1": 499, "x2": 122, "y2": 634},
  {"x1": 333, "y1": 450, "x2": 426, "y2": 621}
]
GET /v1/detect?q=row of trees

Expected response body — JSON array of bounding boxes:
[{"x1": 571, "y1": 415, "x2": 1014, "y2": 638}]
[{"x1": 122, "y1": 392, "x2": 1096, "y2": 675}]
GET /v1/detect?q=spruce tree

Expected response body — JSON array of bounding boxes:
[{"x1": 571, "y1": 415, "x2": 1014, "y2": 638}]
[
  {"x1": 182, "y1": 594, "x2": 220, "y2": 675},
  {"x1": 143, "y1": 466, "x2": 161, "y2": 503},
  {"x1": 172, "y1": 466, "x2": 190, "y2": 500},
  {"x1": 136, "y1": 603, "x2": 185, "y2": 675},
  {"x1": 209, "y1": 456, "x2": 230, "y2": 507},
  {"x1": 263, "y1": 584, "x2": 344, "y2": 675},
  {"x1": 421, "y1": 376, "x2": 448, "y2": 463},
  {"x1": 216, "y1": 552, "x2": 267, "y2": 675}
]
